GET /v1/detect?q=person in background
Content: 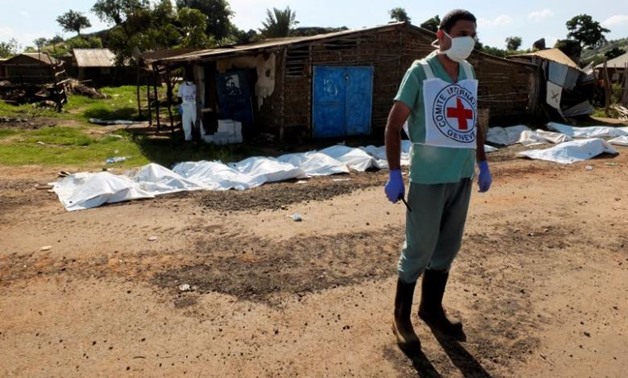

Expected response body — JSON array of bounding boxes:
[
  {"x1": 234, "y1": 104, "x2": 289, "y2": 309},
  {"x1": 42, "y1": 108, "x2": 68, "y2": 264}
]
[
  {"x1": 384, "y1": 9, "x2": 492, "y2": 349},
  {"x1": 178, "y1": 71, "x2": 204, "y2": 142}
]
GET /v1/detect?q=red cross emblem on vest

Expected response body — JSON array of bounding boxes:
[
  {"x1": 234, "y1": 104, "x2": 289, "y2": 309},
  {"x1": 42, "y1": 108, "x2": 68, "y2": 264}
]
[{"x1": 446, "y1": 97, "x2": 473, "y2": 130}]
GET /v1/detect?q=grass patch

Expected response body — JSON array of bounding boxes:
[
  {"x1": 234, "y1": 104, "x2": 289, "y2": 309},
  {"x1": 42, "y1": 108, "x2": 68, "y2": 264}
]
[
  {"x1": 0, "y1": 124, "x2": 273, "y2": 169},
  {"x1": 0, "y1": 128, "x2": 149, "y2": 167},
  {"x1": 0, "y1": 85, "x2": 266, "y2": 169},
  {"x1": 65, "y1": 86, "x2": 147, "y2": 122},
  {"x1": 0, "y1": 101, "x2": 64, "y2": 119},
  {"x1": 22, "y1": 127, "x2": 93, "y2": 146},
  {"x1": 0, "y1": 128, "x2": 19, "y2": 138}
]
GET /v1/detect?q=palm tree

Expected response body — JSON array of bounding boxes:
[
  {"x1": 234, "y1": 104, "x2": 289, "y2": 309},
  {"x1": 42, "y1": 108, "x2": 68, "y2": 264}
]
[{"x1": 261, "y1": 7, "x2": 298, "y2": 38}]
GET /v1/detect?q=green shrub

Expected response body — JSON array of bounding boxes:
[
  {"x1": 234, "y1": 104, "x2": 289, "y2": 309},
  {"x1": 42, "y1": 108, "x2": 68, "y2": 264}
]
[{"x1": 611, "y1": 83, "x2": 624, "y2": 104}]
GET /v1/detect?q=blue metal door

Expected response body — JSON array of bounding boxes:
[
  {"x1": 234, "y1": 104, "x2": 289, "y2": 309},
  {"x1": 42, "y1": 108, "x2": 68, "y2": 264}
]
[
  {"x1": 345, "y1": 66, "x2": 373, "y2": 136},
  {"x1": 312, "y1": 66, "x2": 373, "y2": 138}
]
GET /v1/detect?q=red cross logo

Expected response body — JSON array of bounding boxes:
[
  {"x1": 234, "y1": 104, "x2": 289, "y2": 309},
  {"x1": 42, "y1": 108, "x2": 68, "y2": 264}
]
[{"x1": 446, "y1": 98, "x2": 473, "y2": 130}]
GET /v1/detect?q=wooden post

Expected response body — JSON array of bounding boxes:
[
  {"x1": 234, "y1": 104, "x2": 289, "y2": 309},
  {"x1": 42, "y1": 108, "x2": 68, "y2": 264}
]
[
  {"x1": 622, "y1": 63, "x2": 628, "y2": 107},
  {"x1": 153, "y1": 70, "x2": 160, "y2": 130},
  {"x1": 136, "y1": 66, "x2": 142, "y2": 119},
  {"x1": 146, "y1": 82, "x2": 152, "y2": 126},
  {"x1": 603, "y1": 59, "x2": 611, "y2": 116},
  {"x1": 164, "y1": 65, "x2": 175, "y2": 133}
]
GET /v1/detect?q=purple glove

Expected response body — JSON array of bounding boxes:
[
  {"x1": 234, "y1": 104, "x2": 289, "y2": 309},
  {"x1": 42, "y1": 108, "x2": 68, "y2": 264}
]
[
  {"x1": 478, "y1": 160, "x2": 492, "y2": 192},
  {"x1": 385, "y1": 169, "x2": 405, "y2": 203}
]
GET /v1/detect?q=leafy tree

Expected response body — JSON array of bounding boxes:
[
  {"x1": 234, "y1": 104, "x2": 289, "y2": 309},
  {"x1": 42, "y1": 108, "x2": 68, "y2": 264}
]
[
  {"x1": 420, "y1": 15, "x2": 440, "y2": 32},
  {"x1": 260, "y1": 7, "x2": 298, "y2": 38},
  {"x1": 56, "y1": 10, "x2": 92, "y2": 36},
  {"x1": 92, "y1": 0, "x2": 150, "y2": 26},
  {"x1": 231, "y1": 29, "x2": 260, "y2": 44},
  {"x1": 153, "y1": 0, "x2": 177, "y2": 23},
  {"x1": 50, "y1": 35, "x2": 65, "y2": 45},
  {"x1": 48, "y1": 35, "x2": 65, "y2": 55},
  {"x1": 178, "y1": 7, "x2": 212, "y2": 48},
  {"x1": 505, "y1": 36, "x2": 522, "y2": 51},
  {"x1": 604, "y1": 47, "x2": 625, "y2": 60},
  {"x1": 566, "y1": 14, "x2": 610, "y2": 48},
  {"x1": 93, "y1": 0, "x2": 182, "y2": 65},
  {"x1": 480, "y1": 45, "x2": 507, "y2": 58},
  {"x1": 67, "y1": 36, "x2": 103, "y2": 49},
  {"x1": 176, "y1": 0, "x2": 234, "y2": 41},
  {"x1": 150, "y1": 0, "x2": 181, "y2": 48},
  {"x1": 532, "y1": 38, "x2": 546, "y2": 51},
  {"x1": 389, "y1": 7, "x2": 411, "y2": 23},
  {"x1": 0, "y1": 38, "x2": 18, "y2": 58},
  {"x1": 33, "y1": 38, "x2": 48, "y2": 51},
  {"x1": 554, "y1": 39, "x2": 582, "y2": 62}
]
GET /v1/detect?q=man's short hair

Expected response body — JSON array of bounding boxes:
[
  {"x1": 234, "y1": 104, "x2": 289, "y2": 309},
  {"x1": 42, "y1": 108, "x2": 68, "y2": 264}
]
[{"x1": 439, "y1": 9, "x2": 477, "y2": 33}]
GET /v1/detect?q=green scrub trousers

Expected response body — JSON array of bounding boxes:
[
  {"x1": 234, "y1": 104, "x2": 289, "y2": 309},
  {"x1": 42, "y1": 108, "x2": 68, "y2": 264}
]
[{"x1": 397, "y1": 178, "x2": 472, "y2": 283}]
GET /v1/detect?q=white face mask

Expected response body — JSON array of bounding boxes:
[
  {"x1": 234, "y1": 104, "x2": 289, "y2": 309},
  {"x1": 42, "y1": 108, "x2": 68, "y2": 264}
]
[{"x1": 440, "y1": 32, "x2": 476, "y2": 62}]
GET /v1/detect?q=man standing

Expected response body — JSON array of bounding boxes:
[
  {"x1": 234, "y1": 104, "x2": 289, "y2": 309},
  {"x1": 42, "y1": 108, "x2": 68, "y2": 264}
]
[{"x1": 384, "y1": 9, "x2": 492, "y2": 348}]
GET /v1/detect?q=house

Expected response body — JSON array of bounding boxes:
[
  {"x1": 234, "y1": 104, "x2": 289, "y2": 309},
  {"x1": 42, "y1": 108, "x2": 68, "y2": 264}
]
[
  {"x1": 67, "y1": 48, "x2": 135, "y2": 87},
  {"x1": 144, "y1": 22, "x2": 536, "y2": 141},
  {"x1": 72, "y1": 48, "x2": 115, "y2": 85},
  {"x1": 595, "y1": 52, "x2": 628, "y2": 84},
  {"x1": 509, "y1": 48, "x2": 596, "y2": 118},
  {"x1": 0, "y1": 52, "x2": 64, "y2": 85},
  {"x1": 0, "y1": 58, "x2": 7, "y2": 80},
  {"x1": 0, "y1": 52, "x2": 67, "y2": 110}
]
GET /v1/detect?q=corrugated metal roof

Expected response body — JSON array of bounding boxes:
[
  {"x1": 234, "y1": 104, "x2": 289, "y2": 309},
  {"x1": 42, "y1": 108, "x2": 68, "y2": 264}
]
[
  {"x1": 73, "y1": 48, "x2": 116, "y2": 67},
  {"x1": 595, "y1": 52, "x2": 628, "y2": 69},
  {"x1": 512, "y1": 48, "x2": 581, "y2": 70},
  {"x1": 147, "y1": 22, "x2": 420, "y2": 64},
  {"x1": 11, "y1": 52, "x2": 58, "y2": 65},
  {"x1": 141, "y1": 47, "x2": 200, "y2": 62}
]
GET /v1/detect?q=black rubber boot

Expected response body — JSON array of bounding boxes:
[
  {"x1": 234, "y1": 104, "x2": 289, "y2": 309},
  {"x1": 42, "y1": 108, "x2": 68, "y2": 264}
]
[
  {"x1": 418, "y1": 269, "x2": 464, "y2": 339},
  {"x1": 392, "y1": 279, "x2": 421, "y2": 349}
]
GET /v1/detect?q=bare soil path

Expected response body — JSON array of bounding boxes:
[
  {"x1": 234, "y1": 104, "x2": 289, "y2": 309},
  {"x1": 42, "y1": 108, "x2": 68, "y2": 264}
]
[{"x1": 0, "y1": 140, "x2": 626, "y2": 377}]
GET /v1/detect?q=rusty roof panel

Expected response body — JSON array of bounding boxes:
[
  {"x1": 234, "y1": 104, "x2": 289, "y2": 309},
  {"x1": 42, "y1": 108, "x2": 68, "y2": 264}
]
[
  {"x1": 73, "y1": 48, "x2": 116, "y2": 67},
  {"x1": 511, "y1": 48, "x2": 581, "y2": 70}
]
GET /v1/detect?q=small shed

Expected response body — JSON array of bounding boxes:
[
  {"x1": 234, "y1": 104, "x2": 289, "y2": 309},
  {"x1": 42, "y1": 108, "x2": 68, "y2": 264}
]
[
  {"x1": 510, "y1": 49, "x2": 595, "y2": 118},
  {"x1": 595, "y1": 52, "x2": 628, "y2": 84},
  {"x1": 72, "y1": 48, "x2": 115, "y2": 84},
  {"x1": 146, "y1": 22, "x2": 535, "y2": 141},
  {"x1": 69, "y1": 48, "x2": 135, "y2": 87},
  {"x1": 0, "y1": 52, "x2": 63, "y2": 85},
  {"x1": 0, "y1": 52, "x2": 68, "y2": 110},
  {"x1": 0, "y1": 58, "x2": 7, "y2": 80}
]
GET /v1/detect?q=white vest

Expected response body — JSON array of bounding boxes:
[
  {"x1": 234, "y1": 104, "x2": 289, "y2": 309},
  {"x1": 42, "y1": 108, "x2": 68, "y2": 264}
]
[{"x1": 418, "y1": 60, "x2": 478, "y2": 149}]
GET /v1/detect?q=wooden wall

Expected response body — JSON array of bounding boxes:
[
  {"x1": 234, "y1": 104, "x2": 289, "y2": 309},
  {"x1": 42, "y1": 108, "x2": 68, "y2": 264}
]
[
  {"x1": 255, "y1": 26, "x2": 534, "y2": 139},
  {"x1": 469, "y1": 54, "x2": 535, "y2": 124},
  {"x1": 175, "y1": 24, "x2": 536, "y2": 140},
  {"x1": 1, "y1": 55, "x2": 55, "y2": 85},
  {"x1": 265, "y1": 27, "x2": 437, "y2": 139}
]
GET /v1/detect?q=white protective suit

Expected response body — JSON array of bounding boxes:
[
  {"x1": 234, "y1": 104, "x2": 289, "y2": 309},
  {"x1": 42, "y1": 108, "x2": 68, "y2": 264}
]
[{"x1": 178, "y1": 81, "x2": 204, "y2": 141}]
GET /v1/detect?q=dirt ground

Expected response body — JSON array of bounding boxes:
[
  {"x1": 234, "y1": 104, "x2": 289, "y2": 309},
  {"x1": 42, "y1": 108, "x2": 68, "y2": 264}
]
[{"x1": 0, "y1": 121, "x2": 627, "y2": 377}]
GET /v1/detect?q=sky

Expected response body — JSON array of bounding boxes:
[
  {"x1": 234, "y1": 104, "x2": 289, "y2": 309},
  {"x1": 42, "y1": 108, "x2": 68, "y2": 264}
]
[{"x1": 0, "y1": 0, "x2": 626, "y2": 52}]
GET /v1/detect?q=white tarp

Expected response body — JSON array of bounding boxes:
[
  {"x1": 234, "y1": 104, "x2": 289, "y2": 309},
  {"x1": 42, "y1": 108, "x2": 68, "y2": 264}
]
[
  {"x1": 276, "y1": 152, "x2": 350, "y2": 176},
  {"x1": 52, "y1": 124, "x2": 624, "y2": 211},
  {"x1": 517, "y1": 138, "x2": 618, "y2": 164},
  {"x1": 52, "y1": 144, "x2": 415, "y2": 211},
  {"x1": 133, "y1": 163, "x2": 204, "y2": 194},
  {"x1": 546, "y1": 122, "x2": 628, "y2": 138},
  {"x1": 487, "y1": 125, "x2": 572, "y2": 146},
  {"x1": 53, "y1": 171, "x2": 155, "y2": 211},
  {"x1": 608, "y1": 135, "x2": 628, "y2": 146}
]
